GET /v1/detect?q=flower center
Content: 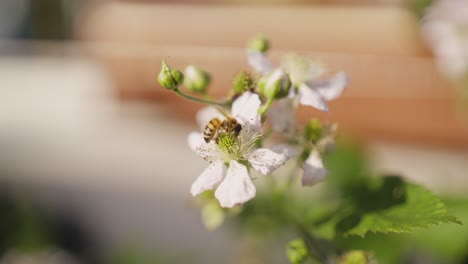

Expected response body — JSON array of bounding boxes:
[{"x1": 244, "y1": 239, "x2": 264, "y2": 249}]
[{"x1": 217, "y1": 132, "x2": 241, "y2": 157}]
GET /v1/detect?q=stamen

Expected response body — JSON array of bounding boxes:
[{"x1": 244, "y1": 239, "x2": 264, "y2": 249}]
[{"x1": 218, "y1": 133, "x2": 240, "y2": 156}]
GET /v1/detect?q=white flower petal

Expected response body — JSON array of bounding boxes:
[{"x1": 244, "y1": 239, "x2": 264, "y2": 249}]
[
  {"x1": 231, "y1": 92, "x2": 262, "y2": 133},
  {"x1": 187, "y1": 132, "x2": 204, "y2": 152},
  {"x1": 271, "y1": 144, "x2": 299, "y2": 158},
  {"x1": 215, "y1": 160, "x2": 256, "y2": 208},
  {"x1": 302, "y1": 150, "x2": 328, "y2": 186},
  {"x1": 247, "y1": 148, "x2": 288, "y2": 175},
  {"x1": 282, "y1": 54, "x2": 325, "y2": 85},
  {"x1": 267, "y1": 98, "x2": 295, "y2": 134},
  {"x1": 312, "y1": 71, "x2": 348, "y2": 101},
  {"x1": 298, "y1": 84, "x2": 329, "y2": 112},
  {"x1": 247, "y1": 50, "x2": 274, "y2": 75},
  {"x1": 191, "y1": 161, "x2": 225, "y2": 196},
  {"x1": 196, "y1": 106, "x2": 224, "y2": 130},
  {"x1": 187, "y1": 132, "x2": 218, "y2": 161}
]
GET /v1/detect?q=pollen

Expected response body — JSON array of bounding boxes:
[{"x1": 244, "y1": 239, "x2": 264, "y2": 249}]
[{"x1": 217, "y1": 132, "x2": 240, "y2": 156}]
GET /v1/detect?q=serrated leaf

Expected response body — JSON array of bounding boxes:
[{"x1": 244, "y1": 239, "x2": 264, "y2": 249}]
[{"x1": 342, "y1": 183, "x2": 461, "y2": 237}]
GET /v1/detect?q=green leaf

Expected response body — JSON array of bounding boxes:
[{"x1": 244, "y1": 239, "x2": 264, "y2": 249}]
[
  {"x1": 341, "y1": 183, "x2": 461, "y2": 237},
  {"x1": 337, "y1": 197, "x2": 468, "y2": 264},
  {"x1": 408, "y1": 197, "x2": 468, "y2": 262}
]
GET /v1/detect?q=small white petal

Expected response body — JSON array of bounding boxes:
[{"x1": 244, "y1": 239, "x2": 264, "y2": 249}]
[
  {"x1": 247, "y1": 50, "x2": 275, "y2": 75},
  {"x1": 302, "y1": 150, "x2": 328, "y2": 186},
  {"x1": 215, "y1": 160, "x2": 256, "y2": 208},
  {"x1": 231, "y1": 92, "x2": 262, "y2": 133},
  {"x1": 191, "y1": 161, "x2": 225, "y2": 196},
  {"x1": 298, "y1": 84, "x2": 329, "y2": 112},
  {"x1": 247, "y1": 148, "x2": 288, "y2": 175},
  {"x1": 271, "y1": 144, "x2": 300, "y2": 158},
  {"x1": 267, "y1": 99, "x2": 295, "y2": 134},
  {"x1": 196, "y1": 106, "x2": 224, "y2": 130},
  {"x1": 313, "y1": 71, "x2": 348, "y2": 101},
  {"x1": 282, "y1": 54, "x2": 325, "y2": 85},
  {"x1": 187, "y1": 132, "x2": 218, "y2": 161},
  {"x1": 187, "y1": 132, "x2": 204, "y2": 152}
]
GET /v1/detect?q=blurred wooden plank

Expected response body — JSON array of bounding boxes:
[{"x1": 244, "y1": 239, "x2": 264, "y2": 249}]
[
  {"x1": 75, "y1": 3, "x2": 468, "y2": 148},
  {"x1": 78, "y1": 3, "x2": 429, "y2": 57},
  {"x1": 81, "y1": 43, "x2": 449, "y2": 99}
]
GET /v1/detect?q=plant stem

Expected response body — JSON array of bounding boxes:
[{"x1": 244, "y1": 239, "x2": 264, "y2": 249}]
[
  {"x1": 259, "y1": 97, "x2": 274, "y2": 117},
  {"x1": 173, "y1": 88, "x2": 230, "y2": 107}
]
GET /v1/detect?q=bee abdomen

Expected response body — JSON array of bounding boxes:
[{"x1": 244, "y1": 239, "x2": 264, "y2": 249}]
[{"x1": 203, "y1": 118, "x2": 221, "y2": 143}]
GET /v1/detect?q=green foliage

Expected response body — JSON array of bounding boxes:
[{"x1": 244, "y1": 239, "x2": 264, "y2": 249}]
[
  {"x1": 0, "y1": 194, "x2": 51, "y2": 253},
  {"x1": 407, "y1": 0, "x2": 435, "y2": 18},
  {"x1": 321, "y1": 144, "x2": 460, "y2": 238},
  {"x1": 231, "y1": 143, "x2": 462, "y2": 263},
  {"x1": 340, "y1": 182, "x2": 460, "y2": 237},
  {"x1": 337, "y1": 197, "x2": 468, "y2": 264},
  {"x1": 406, "y1": 197, "x2": 468, "y2": 263},
  {"x1": 108, "y1": 245, "x2": 191, "y2": 264}
]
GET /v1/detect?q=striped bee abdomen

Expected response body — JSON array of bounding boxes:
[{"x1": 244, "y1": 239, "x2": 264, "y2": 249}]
[{"x1": 203, "y1": 117, "x2": 222, "y2": 143}]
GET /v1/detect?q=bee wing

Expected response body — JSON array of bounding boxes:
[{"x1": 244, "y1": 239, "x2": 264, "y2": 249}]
[{"x1": 196, "y1": 106, "x2": 225, "y2": 130}]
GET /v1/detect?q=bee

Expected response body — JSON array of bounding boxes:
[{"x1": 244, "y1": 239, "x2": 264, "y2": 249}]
[{"x1": 204, "y1": 115, "x2": 242, "y2": 143}]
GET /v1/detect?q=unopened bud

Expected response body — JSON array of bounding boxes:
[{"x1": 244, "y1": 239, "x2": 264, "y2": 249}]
[
  {"x1": 184, "y1": 65, "x2": 211, "y2": 94},
  {"x1": 340, "y1": 250, "x2": 368, "y2": 264},
  {"x1": 232, "y1": 71, "x2": 255, "y2": 94},
  {"x1": 258, "y1": 69, "x2": 291, "y2": 99},
  {"x1": 247, "y1": 34, "x2": 269, "y2": 53},
  {"x1": 305, "y1": 119, "x2": 323, "y2": 143},
  {"x1": 286, "y1": 239, "x2": 309, "y2": 264},
  {"x1": 158, "y1": 59, "x2": 184, "y2": 90}
]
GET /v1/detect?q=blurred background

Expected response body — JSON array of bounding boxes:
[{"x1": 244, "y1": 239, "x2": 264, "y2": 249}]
[{"x1": 0, "y1": 0, "x2": 467, "y2": 263}]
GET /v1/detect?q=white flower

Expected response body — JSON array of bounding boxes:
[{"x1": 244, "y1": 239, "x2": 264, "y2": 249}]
[
  {"x1": 247, "y1": 52, "x2": 348, "y2": 112},
  {"x1": 302, "y1": 149, "x2": 328, "y2": 186},
  {"x1": 283, "y1": 54, "x2": 348, "y2": 112},
  {"x1": 271, "y1": 123, "x2": 337, "y2": 187},
  {"x1": 188, "y1": 92, "x2": 288, "y2": 207},
  {"x1": 422, "y1": 0, "x2": 468, "y2": 78},
  {"x1": 267, "y1": 98, "x2": 296, "y2": 134},
  {"x1": 301, "y1": 123, "x2": 337, "y2": 186},
  {"x1": 246, "y1": 50, "x2": 275, "y2": 75}
]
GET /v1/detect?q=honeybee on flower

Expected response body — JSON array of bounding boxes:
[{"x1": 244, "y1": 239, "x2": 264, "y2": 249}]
[{"x1": 188, "y1": 92, "x2": 288, "y2": 208}]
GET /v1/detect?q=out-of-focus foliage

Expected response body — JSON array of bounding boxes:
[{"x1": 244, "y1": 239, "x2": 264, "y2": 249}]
[
  {"x1": 227, "y1": 143, "x2": 462, "y2": 263},
  {"x1": 340, "y1": 250, "x2": 368, "y2": 264},
  {"x1": 0, "y1": 193, "x2": 51, "y2": 253},
  {"x1": 0, "y1": 185, "x2": 96, "y2": 263},
  {"x1": 286, "y1": 239, "x2": 309, "y2": 264},
  {"x1": 107, "y1": 245, "x2": 192, "y2": 264},
  {"x1": 337, "y1": 196, "x2": 468, "y2": 264},
  {"x1": 408, "y1": 0, "x2": 435, "y2": 18}
]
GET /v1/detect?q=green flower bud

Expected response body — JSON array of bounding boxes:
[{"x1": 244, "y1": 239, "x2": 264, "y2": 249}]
[
  {"x1": 202, "y1": 202, "x2": 225, "y2": 231},
  {"x1": 232, "y1": 71, "x2": 254, "y2": 94},
  {"x1": 304, "y1": 118, "x2": 323, "y2": 143},
  {"x1": 286, "y1": 239, "x2": 309, "y2": 264},
  {"x1": 247, "y1": 34, "x2": 269, "y2": 53},
  {"x1": 157, "y1": 59, "x2": 184, "y2": 90},
  {"x1": 258, "y1": 69, "x2": 291, "y2": 99},
  {"x1": 340, "y1": 250, "x2": 368, "y2": 264},
  {"x1": 184, "y1": 65, "x2": 211, "y2": 94}
]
